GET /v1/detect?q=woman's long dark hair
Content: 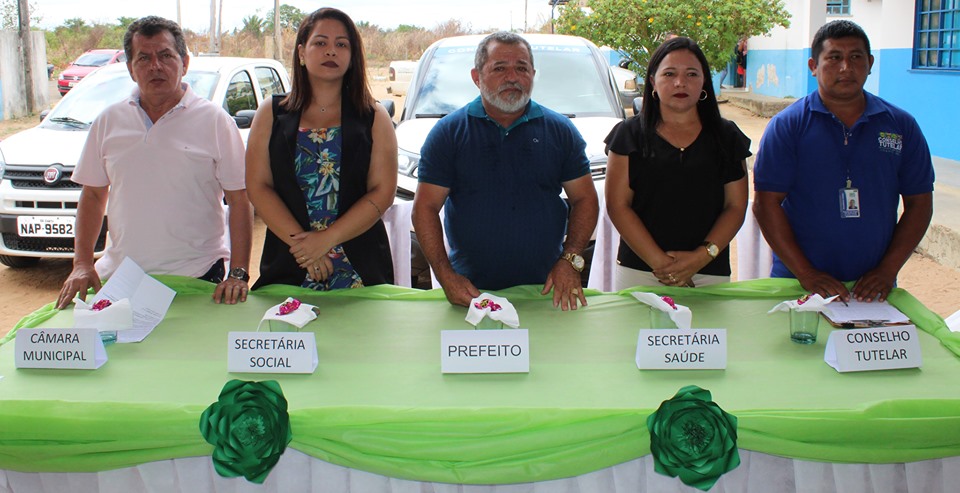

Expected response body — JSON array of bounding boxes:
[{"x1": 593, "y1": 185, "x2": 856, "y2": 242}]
[
  {"x1": 640, "y1": 37, "x2": 724, "y2": 158},
  {"x1": 282, "y1": 7, "x2": 374, "y2": 116}
]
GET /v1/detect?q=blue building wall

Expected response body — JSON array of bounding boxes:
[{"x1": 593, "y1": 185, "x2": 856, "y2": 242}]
[
  {"x1": 746, "y1": 46, "x2": 960, "y2": 162},
  {"x1": 746, "y1": 48, "x2": 815, "y2": 99},
  {"x1": 876, "y1": 48, "x2": 960, "y2": 162}
]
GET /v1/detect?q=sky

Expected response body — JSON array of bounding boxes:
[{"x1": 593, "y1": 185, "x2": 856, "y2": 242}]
[{"x1": 31, "y1": 0, "x2": 564, "y2": 33}]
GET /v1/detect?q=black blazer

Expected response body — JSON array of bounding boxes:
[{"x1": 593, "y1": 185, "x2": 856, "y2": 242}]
[{"x1": 252, "y1": 94, "x2": 393, "y2": 289}]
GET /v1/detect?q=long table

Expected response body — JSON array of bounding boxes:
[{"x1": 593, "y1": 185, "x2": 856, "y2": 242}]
[{"x1": 1, "y1": 279, "x2": 959, "y2": 492}]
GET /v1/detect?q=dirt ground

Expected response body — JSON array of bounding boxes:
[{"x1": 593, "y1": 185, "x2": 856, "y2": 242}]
[{"x1": 0, "y1": 71, "x2": 957, "y2": 337}]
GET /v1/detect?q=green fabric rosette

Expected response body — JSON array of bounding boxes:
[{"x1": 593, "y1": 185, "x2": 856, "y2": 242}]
[
  {"x1": 647, "y1": 385, "x2": 740, "y2": 491},
  {"x1": 199, "y1": 379, "x2": 293, "y2": 484}
]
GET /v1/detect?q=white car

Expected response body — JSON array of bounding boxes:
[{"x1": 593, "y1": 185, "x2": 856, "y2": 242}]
[
  {"x1": 0, "y1": 56, "x2": 290, "y2": 268},
  {"x1": 387, "y1": 60, "x2": 417, "y2": 97},
  {"x1": 394, "y1": 33, "x2": 627, "y2": 202}
]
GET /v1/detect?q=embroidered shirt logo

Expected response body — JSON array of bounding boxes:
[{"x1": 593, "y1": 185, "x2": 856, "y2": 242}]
[{"x1": 877, "y1": 132, "x2": 902, "y2": 154}]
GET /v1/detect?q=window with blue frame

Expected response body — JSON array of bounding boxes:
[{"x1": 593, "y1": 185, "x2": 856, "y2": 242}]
[
  {"x1": 827, "y1": 0, "x2": 850, "y2": 15},
  {"x1": 915, "y1": 0, "x2": 960, "y2": 69}
]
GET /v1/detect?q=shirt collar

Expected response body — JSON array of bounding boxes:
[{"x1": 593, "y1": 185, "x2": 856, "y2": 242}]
[
  {"x1": 127, "y1": 82, "x2": 194, "y2": 114},
  {"x1": 467, "y1": 95, "x2": 544, "y2": 132},
  {"x1": 810, "y1": 89, "x2": 887, "y2": 120}
]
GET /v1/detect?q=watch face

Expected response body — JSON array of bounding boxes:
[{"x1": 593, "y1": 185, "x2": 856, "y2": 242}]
[
  {"x1": 573, "y1": 255, "x2": 585, "y2": 270},
  {"x1": 565, "y1": 253, "x2": 585, "y2": 271},
  {"x1": 706, "y1": 244, "x2": 719, "y2": 257}
]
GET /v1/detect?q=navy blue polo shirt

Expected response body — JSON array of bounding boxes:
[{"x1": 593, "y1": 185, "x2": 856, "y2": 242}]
[{"x1": 418, "y1": 97, "x2": 589, "y2": 290}]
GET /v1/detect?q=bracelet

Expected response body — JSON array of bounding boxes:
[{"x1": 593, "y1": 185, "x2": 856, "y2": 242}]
[{"x1": 366, "y1": 198, "x2": 383, "y2": 217}]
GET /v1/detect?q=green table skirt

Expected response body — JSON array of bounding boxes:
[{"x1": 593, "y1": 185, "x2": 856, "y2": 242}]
[{"x1": 1, "y1": 278, "x2": 959, "y2": 484}]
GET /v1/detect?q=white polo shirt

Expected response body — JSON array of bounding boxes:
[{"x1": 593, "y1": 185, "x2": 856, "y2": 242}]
[{"x1": 73, "y1": 84, "x2": 246, "y2": 278}]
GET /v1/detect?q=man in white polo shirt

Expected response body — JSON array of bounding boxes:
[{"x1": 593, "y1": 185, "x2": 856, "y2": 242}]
[{"x1": 56, "y1": 16, "x2": 253, "y2": 309}]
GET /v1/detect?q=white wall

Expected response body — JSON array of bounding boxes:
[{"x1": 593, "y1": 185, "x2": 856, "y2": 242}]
[
  {"x1": 752, "y1": 0, "x2": 828, "y2": 51},
  {"x1": 878, "y1": 0, "x2": 917, "y2": 49},
  {"x1": 0, "y1": 30, "x2": 49, "y2": 120}
]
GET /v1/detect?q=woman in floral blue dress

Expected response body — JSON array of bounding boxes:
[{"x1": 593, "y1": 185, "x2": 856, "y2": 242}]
[{"x1": 245, "y1": 7, "x2": 398, "y2": 290}]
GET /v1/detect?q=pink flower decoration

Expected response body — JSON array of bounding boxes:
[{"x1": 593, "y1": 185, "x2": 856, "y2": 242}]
[
  {"x1": 474, "y1": 299, "x2": 502, "y2": 312},
  {"x1": 797, "y1": 294, "x2": 810, "y2": 305},
  {"x1": 277, "y1": 299, "x2": 302, "y2": 316},
  {"x1": 661, "y1": 296, "x2": 678, "y2": 310},
  {"x1": 92, "y1": 299, "x2": 112, "y2": 311}
]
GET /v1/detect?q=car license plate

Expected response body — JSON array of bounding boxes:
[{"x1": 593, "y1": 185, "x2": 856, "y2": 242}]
[
  {"x1": 17, "y1": 216, "x2": 75, "y2": 238},
  {"x1": 68, "y1": 81, "x2": 76, "y2": 87}
]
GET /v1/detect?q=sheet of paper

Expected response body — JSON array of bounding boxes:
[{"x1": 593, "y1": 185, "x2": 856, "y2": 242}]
[
  {"x1": 91, "y1": 257, "x2": 176, "y2": 342},
  {"x1": 823, "y1": 300, "x2": 909, "y2": 325}
]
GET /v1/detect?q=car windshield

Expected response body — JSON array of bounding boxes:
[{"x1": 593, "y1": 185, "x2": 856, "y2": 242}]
[
  {"x1": 74, "y1": 53, "x2": 115, "y2": 67},
  {"x1": 409, "y1": 43, "x2": 618, "y2": 118},
  {"x1": 41, "y1": 70, "x2": 221, "y2": 129}
]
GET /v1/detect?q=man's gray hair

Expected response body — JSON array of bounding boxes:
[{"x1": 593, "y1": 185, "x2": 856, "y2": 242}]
[{"x1": 474, "y1": 32, "x2": 534, "y2": 71}]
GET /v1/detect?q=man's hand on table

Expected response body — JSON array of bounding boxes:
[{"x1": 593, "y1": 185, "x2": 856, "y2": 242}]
[
  {"x1": 213, "y1": 277, "x2": 249, "y2": 304},
  {"x1": 542, "y1": 260, "x2": 587, "y2": 311},
  {"x1": 797, "y1": 269, "x2": 850, "y2": 302},
  {"x1": 439, "y1": 271, "x2": 481, "y2": 307},
  {"x1": 852, "y1": 266, "x2": 897, "y2": 303},
  {"x1": 56, "y1": 264, "x2": 101, "y2": 309}
]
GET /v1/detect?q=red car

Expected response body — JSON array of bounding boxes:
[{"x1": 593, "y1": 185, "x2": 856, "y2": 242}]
[{"x1": 56, "y1": 49, "x2": 126, "y2": 96}]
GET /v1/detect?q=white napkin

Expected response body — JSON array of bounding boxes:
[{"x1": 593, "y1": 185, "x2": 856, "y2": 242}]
[
  {"x1": 466, "y1": 293, "x2": 520, "y2": 328},
  {"x1": 768, "y1": 294, "x2": 839, "y2": 313},
  {"x1": 631, "y1": 292, "x2": 692, "y2": 330},
  {"x1": 258, "y1": 297, "x2": 318, "y2": 330},
  {"x1": 73, "y1": 298, "x2": 134, "y2": 331}
]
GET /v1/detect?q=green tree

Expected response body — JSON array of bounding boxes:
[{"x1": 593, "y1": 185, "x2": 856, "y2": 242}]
[
  {"x1": 0, "y1": 0, "x2": 41, "y2": 29},
  {"x1": 63, "y1": 17, "x2": 88, "y2": 31},
  {"x1": 241, "y1": 14, "x2": 265, "y2": 37},
  {"x1": 557, "y1": 0, "x2": 790, "y2": 77},
  {"x1": 264, "y1": 4, "x2": 305, "y2": 33},
  {"x1": 116, "y1": 16, "x2": 137, "y2": 30}
]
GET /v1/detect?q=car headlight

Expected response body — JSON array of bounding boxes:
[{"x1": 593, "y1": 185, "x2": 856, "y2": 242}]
[
  {"x1": 398, "y1": 148, "x2": 421, "y2": 177},
  {"x1": 0, "y1": 149, "x2": 6, "y2": 184},
  {"x1": 58, "y1": 73, "x2": 65, "y2": 81}
]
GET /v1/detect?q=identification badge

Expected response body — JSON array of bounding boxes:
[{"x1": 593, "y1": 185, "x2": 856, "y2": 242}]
[{"x1": 840, "y1": 187, "x2": 860, "y2": 218}]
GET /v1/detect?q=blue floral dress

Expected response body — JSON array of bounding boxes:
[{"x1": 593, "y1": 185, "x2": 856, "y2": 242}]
[{"x1": 294, "y1": 126, "x2": 364, "y2": 290}]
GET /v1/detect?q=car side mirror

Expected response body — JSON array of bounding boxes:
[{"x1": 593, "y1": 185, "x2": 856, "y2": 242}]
[
  {"x1": 632, "y1": 97, "x2": 643, "y2": 117},
  {"x1": 379, "y1": 99, "x2": 396, "y2": 119},
  {"x1": 39, "y1": 109, "x2": 50, "y2": 122},
  {"x1": 233, "y1": 109, "x2": 257, "y2": 129}
]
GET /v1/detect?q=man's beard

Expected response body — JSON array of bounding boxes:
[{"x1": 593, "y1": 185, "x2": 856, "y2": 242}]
[{"x1": 480, "y1": 81, "x2": 531, "y2": 113}]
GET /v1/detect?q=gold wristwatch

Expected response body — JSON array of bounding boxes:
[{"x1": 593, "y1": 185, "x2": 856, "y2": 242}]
[
  {"x1": 701, "y1": 241, "x2": 719, "y2": 259},
  {"x1": 561, "y1": 252, "x2": 585, "y2": 272}
]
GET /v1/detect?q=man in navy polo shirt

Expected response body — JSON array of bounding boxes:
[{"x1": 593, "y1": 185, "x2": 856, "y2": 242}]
[
  {"x1": 412, "y1": 32, "x2": 599, "y2": 311},
  {"x1": 753, "y1": 20, "x2": 934, "y2": 303}
]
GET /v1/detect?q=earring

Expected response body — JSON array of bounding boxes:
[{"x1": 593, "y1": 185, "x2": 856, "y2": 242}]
[
  {"x1": 300, "y1": 59, "x2": 305, "y2": 66},
  {"x1": 652, "y1": 91, "x2": 660, "y2": 101},
  {"x1": 699, "y1": 90, "x2": 708, "y2": 101}
]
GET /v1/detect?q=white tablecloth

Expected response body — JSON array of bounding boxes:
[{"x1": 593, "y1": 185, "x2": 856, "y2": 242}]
[{"x1": 3, "y1": 450, "x2": 956, "y2": 493}]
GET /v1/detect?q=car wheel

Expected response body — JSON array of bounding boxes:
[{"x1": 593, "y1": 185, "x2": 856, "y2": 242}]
[{"x1": 0, "y1": 255, "x2": 41, "y2": 268}]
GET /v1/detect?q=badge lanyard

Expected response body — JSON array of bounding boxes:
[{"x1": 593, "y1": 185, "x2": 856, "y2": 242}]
[{"x1": 838, "y1": 122, "x2": 860, "y2": 219}]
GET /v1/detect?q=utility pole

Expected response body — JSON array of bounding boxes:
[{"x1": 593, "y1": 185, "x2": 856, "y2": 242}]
[
  {"x1": 217, "y1": 0, "x2": 223, "y2": 52},
  {"x1": 524, "y1": 0, "x2": 528, "y2": 33},
  {"x1": 273, "y1": 0, "x2": 282, "y2": 61},
  {"x1": 208, "y1": 0, "x2": 217, "y2": 53},
  {"x1": 17, "y1": 0, "x2": 36, "y2": 113},
  {"x1": 176, "y1": 0, "x2": 182, "y2": 26}
]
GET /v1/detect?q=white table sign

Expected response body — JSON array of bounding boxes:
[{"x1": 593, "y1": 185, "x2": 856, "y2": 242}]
[
  {"x1": 15, "y1": 328, "x2": 107, "y2": 370},
  {"x1": 441, "y1": 329, "x2": 529, "y2": 374},
  {"x1": 824, "y1": 325, "x2": 922, "y2": 372},
  {"x1": 228, "y1": 332, "x2": 318, "y2": 374},
  {"x1": 636, "y1": 329, "x2": 727, "y2": 370}
]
